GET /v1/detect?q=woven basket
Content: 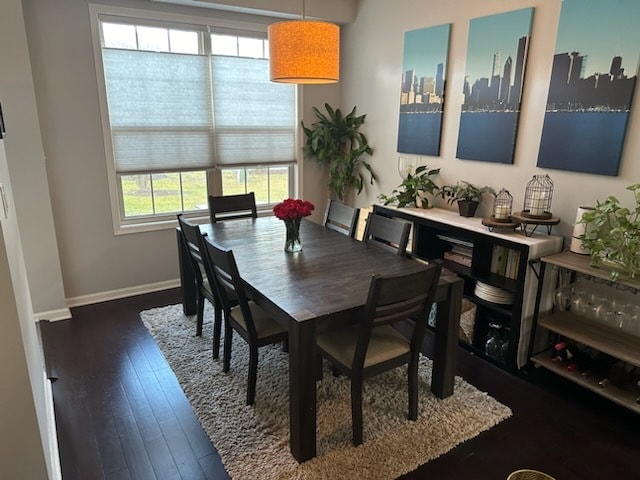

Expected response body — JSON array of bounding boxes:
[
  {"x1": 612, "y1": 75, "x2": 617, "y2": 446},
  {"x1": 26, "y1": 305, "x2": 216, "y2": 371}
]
[
  {"x1": 507, "y1": 469, "x2": 556, "y2": 480},
  {"x1": 458, "y1": 298, "x2": 476, "y2": 344}
]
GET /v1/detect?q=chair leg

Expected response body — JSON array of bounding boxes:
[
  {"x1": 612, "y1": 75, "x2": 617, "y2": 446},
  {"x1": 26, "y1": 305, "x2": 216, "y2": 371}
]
[
  {"x1": 212, "y1": 304, "x2": 222, "y2": 360},
  {"x1": 223, "y1": 322, "x2": 232, "y2": 373},
  {"x1": 408, "y1": 357, "x2": 419, "y2": 421},
  {"x1": 246, "y1": 346, "x2": 258, "y2": 405},
  {"x1": 351, "y1": 377, "x2": 364, "y2": 446},
  {"x1": 315, "y1": 352, "x2": 323, "y2": 381},
  {"x1": 196, "y1": 292, "x2": 204, "y2": 337}
]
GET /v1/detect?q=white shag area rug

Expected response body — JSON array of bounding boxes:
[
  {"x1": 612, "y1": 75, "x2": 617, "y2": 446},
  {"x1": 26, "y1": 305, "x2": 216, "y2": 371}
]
[{"x1": 141, "y1": 303, "x2": 512, "y2": 480}]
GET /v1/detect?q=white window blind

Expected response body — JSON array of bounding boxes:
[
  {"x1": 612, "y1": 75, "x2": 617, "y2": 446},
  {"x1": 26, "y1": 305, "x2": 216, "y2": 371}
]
[
  {"x1": 103, "y1": 49, "x2": 215, "y2": 174},
  {"x1": 102, "y1": 42, "x2": 296, "y2": 174},
  {"x1": 211, "y1": 56, "x2": 296, "y2": 167}
]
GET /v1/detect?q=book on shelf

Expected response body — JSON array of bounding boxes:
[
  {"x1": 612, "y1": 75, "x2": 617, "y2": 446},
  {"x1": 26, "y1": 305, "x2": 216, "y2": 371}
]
[
  {"x1": 450, "y1": 245, "x2": 473, "y2": 257},
  {"x1": 443, "y1": 250, "x2": 472, "y2": 268},
  {"x1": 506, "y1": 250, "x2": 520, "y2": 279},
  {"x1": 491, "y1": 245, "x2": 520, "y2": 279}
]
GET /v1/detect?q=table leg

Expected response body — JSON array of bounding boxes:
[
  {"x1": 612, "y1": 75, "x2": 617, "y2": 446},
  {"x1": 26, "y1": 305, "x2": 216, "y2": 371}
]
[
  {"x1": 431, "y1": 276, "x2": 463, "y2": 398},
  {"x1": 288, "y1": 319, "x2": 317, "y2": 462},
  {"x1": 177, "y1": 229, "x2": 197, "y2": 316}
]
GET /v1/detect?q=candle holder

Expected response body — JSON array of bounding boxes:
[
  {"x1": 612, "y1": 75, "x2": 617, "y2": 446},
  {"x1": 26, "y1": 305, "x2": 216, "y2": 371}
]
[
  {"x1": 491, "y1": 188, "x2": 513, "y2": 223},
  {"x1": 522, "y1": 174, "x2": 553, "y2": 219},
  {"x1": 482, "y1": 188, "x2": 519, "y2": 232}
]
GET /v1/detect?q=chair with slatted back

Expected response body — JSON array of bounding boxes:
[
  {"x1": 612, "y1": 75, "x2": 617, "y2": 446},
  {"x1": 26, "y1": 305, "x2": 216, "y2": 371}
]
[
  {"x1": 322, "y1": 199, "x2": 360, "y2": 238},
  {"x1": 208, "y1": 192, "x2": 258, "y2": 223},
  {"x1": 200, "y1": 236, "x2": 288, "y2": 405},
  {"x1": 176, "y1": 214, "x2": 224, "y2": 359},
  {"x1": 315, "y1": 262, "x2": 442, "y2": 446},
  {"x1": 362, "y1": 212, "x2": 411, "y2": 255}
]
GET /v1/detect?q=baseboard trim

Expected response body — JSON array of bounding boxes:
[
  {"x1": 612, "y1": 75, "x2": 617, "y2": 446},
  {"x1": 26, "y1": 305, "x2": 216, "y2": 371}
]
[
  {"x1": 65, "y1": 279, "x2": 181, "y2": 310},
  {"x1": 35, "y1": 307, "x2": 72, "y2": 322}
]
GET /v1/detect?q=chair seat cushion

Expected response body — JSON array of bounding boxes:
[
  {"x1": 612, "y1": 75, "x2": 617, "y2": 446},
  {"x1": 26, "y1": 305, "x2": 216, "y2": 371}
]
[
  {"x1": 230, "y1": 301, "x2": 287, "y2": 339},
  {"x1": 316, "y1": 325, "x2": 410, "y2": 369}
]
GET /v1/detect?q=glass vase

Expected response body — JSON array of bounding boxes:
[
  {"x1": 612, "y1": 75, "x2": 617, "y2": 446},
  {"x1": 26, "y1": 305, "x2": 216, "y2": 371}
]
[{"x1": 284, "y1": 218, "x2": 302, "y2": 252}]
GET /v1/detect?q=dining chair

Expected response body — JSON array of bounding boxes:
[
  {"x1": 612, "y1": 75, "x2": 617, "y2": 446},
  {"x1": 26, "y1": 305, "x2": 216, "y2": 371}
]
[
  {"x1": 362, "y1": 212, "x2": 412, "y2": 255},
  {"x1": 176, "y1": 214, "x2": 224, "y2": 359},
  {"x1": 322, "y1": 199, "x2": 360, "y2": 237},
  {"x1": 208, "y1": 192, "x2": 258, "y2": 223},
  {"x1": 200, "y1": 236, "x2": 288, "y2": 405},
  {"x1": 315, "y1": 262, "x2": 442, "y2": 446}
]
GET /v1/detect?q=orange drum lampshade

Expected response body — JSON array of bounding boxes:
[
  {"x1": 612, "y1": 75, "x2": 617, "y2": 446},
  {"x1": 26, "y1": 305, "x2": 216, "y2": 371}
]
[{"x1": 268, "y1": 20, "x2": 339, "y2": 84}]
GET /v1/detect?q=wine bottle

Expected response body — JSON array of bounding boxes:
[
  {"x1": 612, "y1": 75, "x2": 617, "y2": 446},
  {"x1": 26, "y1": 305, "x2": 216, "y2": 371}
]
[{"x1": 598, "y1": 361, "x2": 634, "y2": 389}]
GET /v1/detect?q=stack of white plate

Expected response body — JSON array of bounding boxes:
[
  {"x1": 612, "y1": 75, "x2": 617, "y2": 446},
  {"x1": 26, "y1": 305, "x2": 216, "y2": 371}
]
[{"x1": 474, "y1": 281, "x2": 514, "y2": 305}]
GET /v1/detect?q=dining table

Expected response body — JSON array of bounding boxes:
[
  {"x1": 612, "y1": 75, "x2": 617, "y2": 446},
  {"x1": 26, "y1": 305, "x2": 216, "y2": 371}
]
[{"x1": 176, "y1": 215, "x2": 463, "y2": 462}]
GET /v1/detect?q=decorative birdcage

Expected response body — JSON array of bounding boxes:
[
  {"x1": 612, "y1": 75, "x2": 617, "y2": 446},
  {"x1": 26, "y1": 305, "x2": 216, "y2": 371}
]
[
  {"x1": 492, "y1": 188, "x2": 513, "y2": 222},
  {"x1": 523, "y1": 174, "x2": 553, "y2": 219}
]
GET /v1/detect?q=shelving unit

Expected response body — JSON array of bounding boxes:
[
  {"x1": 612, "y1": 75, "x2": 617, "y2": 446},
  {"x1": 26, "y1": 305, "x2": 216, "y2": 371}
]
[
  {"x1": 530, "y1": 251, "x2": 640, "y2": 414},
  {"x1": 373, "y1": 205, "x2": 563, "y2": 370}
]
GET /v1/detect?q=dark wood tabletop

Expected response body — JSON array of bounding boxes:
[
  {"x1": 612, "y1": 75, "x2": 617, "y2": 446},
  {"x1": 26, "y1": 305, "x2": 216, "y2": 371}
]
[{"x1": 177, "y1": 215, "x2": 462, "y2": 462}]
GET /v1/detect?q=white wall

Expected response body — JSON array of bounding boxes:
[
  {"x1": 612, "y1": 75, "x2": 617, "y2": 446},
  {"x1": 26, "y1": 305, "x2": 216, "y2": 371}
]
[
  {"x1": 342, "y1": 0, "x2": 640, "y2": 237},
  {"x1": 0, "y1": 0, "x2": 66, "y2": 317},
  {"x1": 0, "y1": 140, "x2": 53, "y2": 479}
]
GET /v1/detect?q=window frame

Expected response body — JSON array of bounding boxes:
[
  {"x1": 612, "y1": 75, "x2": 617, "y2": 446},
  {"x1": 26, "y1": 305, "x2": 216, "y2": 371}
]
[{"x1": 89, "y1": 4, "x2": 299, "y2": 235}]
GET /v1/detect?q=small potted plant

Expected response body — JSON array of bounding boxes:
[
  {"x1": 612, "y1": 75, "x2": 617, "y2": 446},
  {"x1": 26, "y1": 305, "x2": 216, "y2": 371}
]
[
  {"x1": 437, "y1": 181, "x2": 496, "y2": 217},
  {"x1": 578, "y1": 184, "x2": 640, "y2": 280},
  {"x1": 377, "y1": 165, "x2": 440, "y2": 208}
]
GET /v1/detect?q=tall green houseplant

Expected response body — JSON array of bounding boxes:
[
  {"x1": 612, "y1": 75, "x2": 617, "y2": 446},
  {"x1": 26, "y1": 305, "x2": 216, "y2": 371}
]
[{"x1": 302, "y1": 103, "x2": 375, "y2": 201}]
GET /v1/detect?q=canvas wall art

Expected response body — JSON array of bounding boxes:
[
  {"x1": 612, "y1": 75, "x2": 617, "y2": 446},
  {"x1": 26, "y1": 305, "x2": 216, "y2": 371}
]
[
  {"x1": 456, "y1": 8, "x2": 534, "y2": 164},
  {"x1": 537, "y1": 0, "x2": 640, "y2": 176},
  {"x1": 397, "y1": 24, "x2": 450, "y2": 156}
]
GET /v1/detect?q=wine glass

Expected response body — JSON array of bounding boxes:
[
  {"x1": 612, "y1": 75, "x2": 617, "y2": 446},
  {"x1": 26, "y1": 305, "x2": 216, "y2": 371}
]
[{"x1": 553, "y1": 286, "x2": 572, "y2": 311}]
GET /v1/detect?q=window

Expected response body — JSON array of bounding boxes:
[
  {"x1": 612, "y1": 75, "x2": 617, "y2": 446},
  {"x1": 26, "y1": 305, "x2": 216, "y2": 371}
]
[{"x1": 91, "y1": 7, "x2": 297, "y2": 232}]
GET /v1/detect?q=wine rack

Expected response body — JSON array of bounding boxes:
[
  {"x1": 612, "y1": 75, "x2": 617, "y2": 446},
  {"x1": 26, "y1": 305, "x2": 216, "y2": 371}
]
[{"x1": 530, "y1": 251, "x2": 640, "y2": 414}]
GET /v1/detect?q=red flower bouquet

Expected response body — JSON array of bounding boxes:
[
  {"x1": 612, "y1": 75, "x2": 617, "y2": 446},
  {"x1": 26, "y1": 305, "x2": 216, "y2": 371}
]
[
  {"x1": 273, "y1": 198, "x2": 314, "y2": 252},
  {"x1": 273, "y1": 198, "x2": 315, "y2": 221}
]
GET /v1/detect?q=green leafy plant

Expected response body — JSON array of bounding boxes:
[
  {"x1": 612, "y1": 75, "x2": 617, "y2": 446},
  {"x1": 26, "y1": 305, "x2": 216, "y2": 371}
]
[
  {"x1": 578, "y1": 184, "x2": 640, "y2": 280},
  {"x1": 377, "y1": 165, "x2": 440, "y2": 208},
  {"x1": 302, "y1": 103, "x2": 375, "y2": 201},
  {"x1": 437, "y1": 181, "x2": 496, "y2": 204}
]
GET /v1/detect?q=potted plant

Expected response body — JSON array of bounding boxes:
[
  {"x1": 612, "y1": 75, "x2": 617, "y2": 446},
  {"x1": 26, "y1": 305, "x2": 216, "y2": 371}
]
[
  {"x1": 302, "y1": 103, "x2": 375, "y2": 202},
  {"x1": 437, "y1": 181, "x2": 496, "y2": 217},
  {"x1": 377, "y1": 165, "x2": 441, "y2": 208},
  {"x1": 578, "y1": 184, "x2": 640, "y2": 280}
]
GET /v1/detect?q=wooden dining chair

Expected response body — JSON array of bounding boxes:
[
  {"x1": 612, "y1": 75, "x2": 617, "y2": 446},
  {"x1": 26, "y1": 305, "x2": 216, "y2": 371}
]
[
  {"x1": 362, "y1": 212, "x2": 411, "y2": 255},
  {"x1": 176, "y1": 214, "x2": 224, "y2": 359},
  {"x1": 315, "y1": 263, "x2": 442, "y2": 446},
  {"x1": 208, "y1": 192, "x2": 258, "y2": 223},
  {"x1": 200, "y1": 236, "x2": 288, "y2": 405},
  {"x1": 322, "y1": 199, "x2": 360, "y2": 237}
]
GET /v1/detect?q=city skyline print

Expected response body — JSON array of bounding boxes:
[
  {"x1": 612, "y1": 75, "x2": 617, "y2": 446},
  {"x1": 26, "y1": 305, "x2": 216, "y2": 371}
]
[
  {"x1": 456, "y1": 8, "x2": 534, "y2": 164},
  {"x1": 537, "y1": 0, "x2": 640, "y2": 176},
  {"x1": 397, "y1": 24, "x2": 450, "y2": 156}
]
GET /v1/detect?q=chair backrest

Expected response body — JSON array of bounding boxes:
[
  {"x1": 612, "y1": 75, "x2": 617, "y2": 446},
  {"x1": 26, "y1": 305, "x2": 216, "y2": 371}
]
[
  {"x1": 322, "y1": 199, "x2": 360, "y2": 237},
  {"x1": 362, "y1": 213, "x2": 411, "y2": 255},
  {"x1": 355, "y1": 263, "x2": 442, "y2": 366},
  {"x1": 177, "y1": 214, "x2": 206, "y2": 285},
  {"x1": 200, "y1": 235, "x2": 258, "y2": 339},
  {"x1": 208, "y1": 192, "x2": 258, "y2": 223}
]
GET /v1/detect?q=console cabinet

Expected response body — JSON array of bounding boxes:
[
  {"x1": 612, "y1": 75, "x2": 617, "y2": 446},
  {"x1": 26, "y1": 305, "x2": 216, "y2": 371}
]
[{"x1": 374, "y1": 205, "x2": 563, "y2": 370}]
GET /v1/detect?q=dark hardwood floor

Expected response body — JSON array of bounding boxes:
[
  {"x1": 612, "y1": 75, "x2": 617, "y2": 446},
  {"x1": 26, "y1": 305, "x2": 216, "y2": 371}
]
[{"x1": 45, "y1": 288, "x2": 640, "y2": 480}]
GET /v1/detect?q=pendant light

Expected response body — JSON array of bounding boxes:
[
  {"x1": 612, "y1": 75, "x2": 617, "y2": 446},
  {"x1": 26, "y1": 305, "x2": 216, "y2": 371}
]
[{"x1": 268, "y1": 0, "x2": 340, "y2": 84}]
